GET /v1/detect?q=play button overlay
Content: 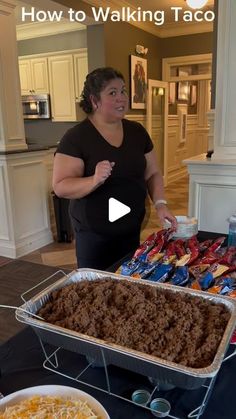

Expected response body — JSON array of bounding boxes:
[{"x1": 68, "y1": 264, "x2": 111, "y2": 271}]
[{"x1": 108, "y1": 197, "x2": 131, "y2": 222}]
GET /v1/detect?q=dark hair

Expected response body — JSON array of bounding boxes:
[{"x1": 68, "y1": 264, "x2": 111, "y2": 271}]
[{"x1": 79, "y1": 67, "x2": 125, "y2": 114}]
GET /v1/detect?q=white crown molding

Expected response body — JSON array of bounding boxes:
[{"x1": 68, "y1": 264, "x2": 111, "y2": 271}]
[
  {"x1": 113, "y1": 19, "x2": 212, "y2": 38},
  {"x1": 18, "y1": 48, "x2": 87, "y2": 60},
  {"x1": 160, "y1": 21, "x2": 213, "y2": 38},
  {"x1": 16, "y1": 19, "x2": 85, "y2": 41},
  {"x1": 82, "y1": 0, "x2": 213, "y2": 37}
]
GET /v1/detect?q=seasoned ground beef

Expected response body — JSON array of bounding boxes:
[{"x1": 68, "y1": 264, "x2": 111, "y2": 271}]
[{"x1": 38, "y1": 278, "x2": 230, "y2": 368}]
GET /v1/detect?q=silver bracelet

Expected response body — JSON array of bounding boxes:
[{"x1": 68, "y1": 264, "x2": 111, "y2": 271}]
[{"x1": 154, "y1": 199, "x2": 167, "y2": 208}]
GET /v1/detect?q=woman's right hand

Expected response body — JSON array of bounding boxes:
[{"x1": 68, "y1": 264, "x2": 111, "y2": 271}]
[{"x1": 93, "y1": 160, "x2": 115, "y2": 187}]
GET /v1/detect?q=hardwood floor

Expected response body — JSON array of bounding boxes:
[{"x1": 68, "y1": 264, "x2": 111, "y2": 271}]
[
  {"x1": 0, "y1": 261, "x2": 69, "y2": 343},
  {"x1": 19, "y1": 240, "x2": 77, "y2": 271},
  {"x1": 140, "y1": 175, "x2": 189, "y2": 242},
  {"x1": 0, "y1": 256, "x2": 13, "y2": 268}
]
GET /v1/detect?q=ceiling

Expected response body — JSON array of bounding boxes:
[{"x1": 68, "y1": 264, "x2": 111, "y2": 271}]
[
  {"x1": 84, "y1": 0, "x2": 215, "y2": 23},
  {"x1": 15, "y1": 0, "x2": 215, "y2": 39}
]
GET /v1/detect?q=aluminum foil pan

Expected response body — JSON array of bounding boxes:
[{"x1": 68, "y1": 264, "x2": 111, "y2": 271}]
[{"x1": 15, "y1": 269, "x2": 236, "y2": 390}]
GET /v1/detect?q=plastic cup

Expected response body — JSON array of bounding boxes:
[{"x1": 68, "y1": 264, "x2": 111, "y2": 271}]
[
  {"x1": 131, "y1": 389, "x2": 151, "y2": 406},
  {"x1": 150, "y1": 398, "x2": 171, "y2": 417}
]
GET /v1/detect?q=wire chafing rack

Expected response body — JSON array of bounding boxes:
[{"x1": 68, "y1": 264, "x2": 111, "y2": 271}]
[
  {"x1": 16, "y1": 269, "x2": 236, "y2": 419},
  {"x1": 37, "y1": 334, "x2": 236, "y2": 419}
]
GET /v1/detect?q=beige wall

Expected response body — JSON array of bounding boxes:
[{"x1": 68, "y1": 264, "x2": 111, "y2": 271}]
[
  {"x1": 102, "y1": 24, "x2": 213, "y2": 112},
  {"x1": 40, "y1": 0, "x2": 213, "y2": 115},
  {"x1": 161, "y1": 33, "x2": 213, "y2": 59},
  {"x1": 54, "y1": 1, "x2": 213, "y2": 76},
  {"x1": 103, "y1": 21, "x2": 162, "y2": 82},
  {"x1": 18, "y1": 31, "x2": 87, "y2": 56},
  {"x1": 103, "y1": 21, "x2": 162, "y2": 113},
  {"x1": 87, "y1": 25, "x2": 106, "y2": 70}
]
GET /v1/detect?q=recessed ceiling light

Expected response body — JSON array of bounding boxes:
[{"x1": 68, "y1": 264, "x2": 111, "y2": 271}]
[{"x1": 186, "y1": 0, "x2": 209, "y2": 9}]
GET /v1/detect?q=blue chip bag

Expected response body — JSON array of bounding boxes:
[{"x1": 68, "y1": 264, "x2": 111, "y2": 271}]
[
  {"x1": 199, "y1": 271, "x2": 215, "y2": 290},
  {"x1": 170, "y1": 266, "x2": 189, "y2": 286},
  {"x1": 148, "y1": 263, "x2": 173, "y2": 282}
]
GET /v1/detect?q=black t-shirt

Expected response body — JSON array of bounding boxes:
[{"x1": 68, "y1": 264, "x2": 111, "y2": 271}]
[{"x1": 56, "y1": 118, "x2": 153, "y2": 236}]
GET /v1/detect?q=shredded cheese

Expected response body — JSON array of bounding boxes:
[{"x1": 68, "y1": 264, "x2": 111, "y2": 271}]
[{"x1": 0, "y1": 395, "x2": 100, "y2": 418}]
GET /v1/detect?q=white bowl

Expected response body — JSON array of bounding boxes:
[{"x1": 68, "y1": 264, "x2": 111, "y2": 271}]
[
  {"x1": 0, "y1": 384, "x2": 110, "y2": 418},
  {"x1": 164, "y1": 216, "x2": 198, "y2": 239}
]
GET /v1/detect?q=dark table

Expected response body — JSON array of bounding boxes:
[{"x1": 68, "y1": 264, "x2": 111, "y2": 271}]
[
  {"x1": 0, "y1": 231, "x2": 235, "y2": 419},
  {"x1": 0, "y1": 327, "x2": 236, "y2": 419}
]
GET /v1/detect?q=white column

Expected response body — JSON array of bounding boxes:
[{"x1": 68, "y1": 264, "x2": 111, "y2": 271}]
[
  {"x1": 0, "y1": 0, "x2": 27, "y2": 152},
  {"x1": 183, "y1": 0, "x2": 236, "y2": 233},
  {"x1": 0, "y1": 1, "x2": 53, "y2": 257},
  {"x1": 213, "y1": 0, "x2": 236, "y2": 159}
]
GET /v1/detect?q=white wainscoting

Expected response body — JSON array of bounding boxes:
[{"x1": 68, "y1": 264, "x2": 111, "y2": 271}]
[
  {"x1": 127, "y1": 114, "x2": 208, "y2": 185},
  {"x1": 0, "y1": 150, "x2": 53, "y2": 258},
  {"x1": 184, "y1": 155, "x2": 236, "y2": 234},
  {"x1": 167, "y1": 115, "x2": 208, "y2": 184}
]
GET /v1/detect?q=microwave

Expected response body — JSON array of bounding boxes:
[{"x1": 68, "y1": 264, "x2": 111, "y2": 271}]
[{"x1": 22, "y1": 94, "x2": 51, "y2": 119}]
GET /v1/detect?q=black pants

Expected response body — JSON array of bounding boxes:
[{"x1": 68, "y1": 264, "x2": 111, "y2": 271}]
[{"x1": 74, "y1": 228, "x2": 140, "y2": 270}]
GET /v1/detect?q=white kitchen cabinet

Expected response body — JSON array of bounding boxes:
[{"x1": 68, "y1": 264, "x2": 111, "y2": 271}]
[
  {"x1": 73, "y1": 51, "x2": 88, "y2": 101},
  {"x1": 19, "y1": 60, "x2": 32, "y2": 94},
  {"x1": 19, "y1": 49, "x2": 88, "y2": 121},
  {"x1": 48, "y1": 54, "x2": 77, "y2": 122},
  {"x1": 19, "y1": 57, "x2": 49, "y2": 95}
]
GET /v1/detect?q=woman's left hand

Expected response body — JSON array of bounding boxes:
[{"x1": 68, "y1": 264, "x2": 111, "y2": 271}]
[{"x1": 155, "y1": 204, "x2": 178, "y2": 230}]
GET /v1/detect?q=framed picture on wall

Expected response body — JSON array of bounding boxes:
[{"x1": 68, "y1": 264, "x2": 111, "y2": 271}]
[{"x1": 130, "y1": 55, "x2": 147, "y2": 109}]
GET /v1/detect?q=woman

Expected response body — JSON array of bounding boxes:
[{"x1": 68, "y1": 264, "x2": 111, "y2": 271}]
[{"x1": 53, "y1": 67, "x2": 177, "y2": 269}]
